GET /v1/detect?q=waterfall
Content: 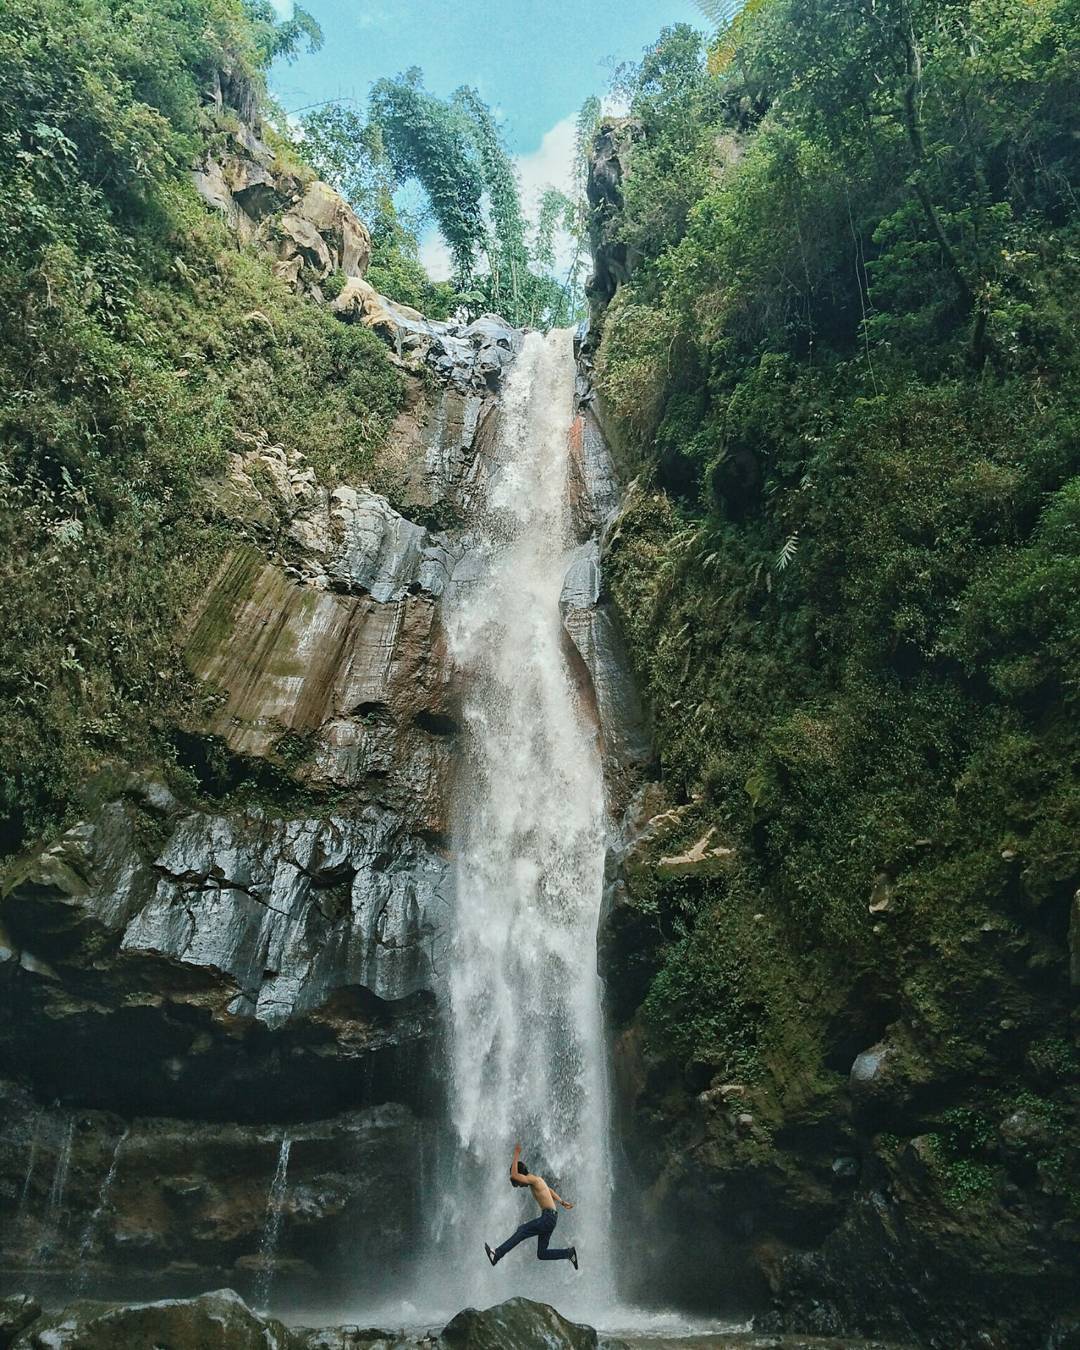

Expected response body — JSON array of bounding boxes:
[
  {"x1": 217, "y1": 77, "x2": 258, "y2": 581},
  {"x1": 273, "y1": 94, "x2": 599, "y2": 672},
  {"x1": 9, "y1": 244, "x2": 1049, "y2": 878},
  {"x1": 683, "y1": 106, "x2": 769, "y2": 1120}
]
[
  {"x1": 254, "y1": 1135, "x2": 292, "y2": 1311},
  {"x1": 436, "y1": 329, "x2": 614, "y2": 1320},
  {"x1": 74, "y1": 1126, "x2": 129, "y2": 1293},
  {"x1": 35, "y1": 1117, "x2": 75, "y2": 1261},
  {"x1": 15, "y1": 1115, "x2": 41, "y2": 1236}
]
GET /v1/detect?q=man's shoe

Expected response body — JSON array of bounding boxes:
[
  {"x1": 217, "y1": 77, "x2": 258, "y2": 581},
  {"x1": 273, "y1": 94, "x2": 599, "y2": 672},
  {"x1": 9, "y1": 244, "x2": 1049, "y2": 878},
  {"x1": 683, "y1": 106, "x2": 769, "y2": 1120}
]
[
  {"x1": 569, "y1": 1247, "x2": 579, "y2": 1271},
  {"x1": 485, "y1": 1243, "x2": 498, "y2": 1267}
]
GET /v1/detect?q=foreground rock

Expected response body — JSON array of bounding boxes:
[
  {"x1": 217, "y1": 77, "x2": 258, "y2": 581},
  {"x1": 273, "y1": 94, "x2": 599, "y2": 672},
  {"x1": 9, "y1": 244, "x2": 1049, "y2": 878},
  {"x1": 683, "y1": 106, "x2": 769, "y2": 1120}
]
[
  {"x1": 0, "y1": 1297, "x2": 40, "y2": 1349},
  {"x1": 442, "y1": 1297, "x2": 597, "y2": 1350},
  {"x1": 11, "y1": 1289, "x2": 290, "y2": 1349}
]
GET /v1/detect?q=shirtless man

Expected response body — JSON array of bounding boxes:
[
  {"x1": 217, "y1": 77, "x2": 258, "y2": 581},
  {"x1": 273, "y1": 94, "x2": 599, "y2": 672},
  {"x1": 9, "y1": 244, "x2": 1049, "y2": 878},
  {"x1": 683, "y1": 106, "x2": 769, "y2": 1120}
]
[{"x1": 484, "y1": 1142, "x2": 579, "y2": 1270}]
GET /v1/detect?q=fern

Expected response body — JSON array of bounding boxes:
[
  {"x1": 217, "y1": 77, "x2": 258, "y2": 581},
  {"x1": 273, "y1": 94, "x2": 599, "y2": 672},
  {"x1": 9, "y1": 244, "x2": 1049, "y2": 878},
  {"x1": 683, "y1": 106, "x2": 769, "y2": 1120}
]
[
  {"x1": 776, "y1": 532, "x2": 800, "y2": 571},
  {"x1": 693, "y1": 0, "x2": 744, "y2": 25},
  {"x1": 693, "y1": 0, "x2": 769, "y2": 75}
]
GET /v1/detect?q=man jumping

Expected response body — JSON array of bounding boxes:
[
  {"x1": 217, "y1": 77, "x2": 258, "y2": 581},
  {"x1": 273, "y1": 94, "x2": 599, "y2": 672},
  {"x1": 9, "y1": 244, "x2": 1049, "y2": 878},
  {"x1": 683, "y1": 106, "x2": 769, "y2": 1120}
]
[{"x1": 485, "y1": 1142, "x2": 579, "y2": 1270}]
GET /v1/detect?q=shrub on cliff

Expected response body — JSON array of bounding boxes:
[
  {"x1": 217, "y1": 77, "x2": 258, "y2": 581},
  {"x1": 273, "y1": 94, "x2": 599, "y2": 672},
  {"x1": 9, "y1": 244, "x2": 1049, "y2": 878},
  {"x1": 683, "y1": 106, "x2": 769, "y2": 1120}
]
[
  {"x1": 597, "y1": 3, "x2": 1079, "y2": 1201},
  {"x1": 0, "y1": 0, "x2": 402, "y2": 852}
]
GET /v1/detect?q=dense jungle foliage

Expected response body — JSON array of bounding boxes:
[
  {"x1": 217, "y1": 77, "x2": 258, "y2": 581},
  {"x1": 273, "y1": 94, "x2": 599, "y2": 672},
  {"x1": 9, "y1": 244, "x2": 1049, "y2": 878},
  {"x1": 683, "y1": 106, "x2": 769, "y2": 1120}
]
[
  {"x1": 0, "y1": 0, "x2": 405, "y2": 852},
  {"x1": 598, "y1": 0, "x2": 1079, "y2": 1176}
]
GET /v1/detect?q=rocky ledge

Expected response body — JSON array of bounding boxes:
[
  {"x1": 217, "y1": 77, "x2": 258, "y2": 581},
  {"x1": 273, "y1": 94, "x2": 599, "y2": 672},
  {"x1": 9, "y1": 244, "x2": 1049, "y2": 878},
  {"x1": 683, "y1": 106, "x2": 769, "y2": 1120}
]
[{"x1": 0, "y1": 1292, "x2": 917, "y2": 1350}]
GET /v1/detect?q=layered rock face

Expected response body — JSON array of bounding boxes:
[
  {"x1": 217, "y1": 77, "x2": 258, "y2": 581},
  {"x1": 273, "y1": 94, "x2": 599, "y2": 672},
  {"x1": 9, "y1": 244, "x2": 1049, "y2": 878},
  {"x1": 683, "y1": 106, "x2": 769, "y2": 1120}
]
[
  {"x1": 562, "y1": 350, "x2": 652, "y2": 807},
  {"x1": 0, "y1": 352, "x2": 499, "y2": 1300}
]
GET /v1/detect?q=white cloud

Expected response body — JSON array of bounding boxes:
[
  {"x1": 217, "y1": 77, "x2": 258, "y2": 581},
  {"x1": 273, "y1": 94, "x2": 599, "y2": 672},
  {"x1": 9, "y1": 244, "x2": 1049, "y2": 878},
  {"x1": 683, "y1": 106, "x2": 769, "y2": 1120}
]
[
  {"x1": 418, "y1": 232, "x2": 456, "y2": 283},
  {"x1": 355, "y1": 5, "x2": 392, "y2": 29},
  {"x1": 514, "y1": 115, "x2": 581, "y2": 279},
  {"x1": 515, "y1": 115, "x2": 577, "y2": 211}
]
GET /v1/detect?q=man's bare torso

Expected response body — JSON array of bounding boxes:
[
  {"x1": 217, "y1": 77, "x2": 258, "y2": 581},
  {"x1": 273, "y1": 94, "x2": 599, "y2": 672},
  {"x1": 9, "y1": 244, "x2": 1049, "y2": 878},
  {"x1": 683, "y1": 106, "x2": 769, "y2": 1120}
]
[{"x1": 527, "y1": 1174, "x2": 556, "y2": 1211}]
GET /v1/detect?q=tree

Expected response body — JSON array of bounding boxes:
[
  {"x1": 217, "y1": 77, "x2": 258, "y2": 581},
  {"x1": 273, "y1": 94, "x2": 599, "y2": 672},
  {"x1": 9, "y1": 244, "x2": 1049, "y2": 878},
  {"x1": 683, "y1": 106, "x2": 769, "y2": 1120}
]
[
  {"x1": 369, "y1": 72, "x2": 584, "y2": 327},
  {"x1": 370, "y1": 72, "x2": 488, "y2": 283},
  {"x1": 242, "y1": 1, "x2": 322, "y2": 65}
]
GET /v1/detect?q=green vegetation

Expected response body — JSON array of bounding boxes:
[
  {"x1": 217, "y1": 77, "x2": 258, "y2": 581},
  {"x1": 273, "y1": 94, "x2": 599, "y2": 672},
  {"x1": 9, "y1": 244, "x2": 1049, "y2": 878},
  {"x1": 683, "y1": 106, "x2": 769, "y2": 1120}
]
[
  {"x1": 368, "y1": 72, "x2": 584, "y2": 327},
  {"x1": 0, "y1": 0, "x2": 403, "y2": 852},
  {"x1": 596, "y1": 2, "x2": 1079, "y2": 1144},
  {"x1": 297, "y1": 75, "x2": 587, "y2": 327}
]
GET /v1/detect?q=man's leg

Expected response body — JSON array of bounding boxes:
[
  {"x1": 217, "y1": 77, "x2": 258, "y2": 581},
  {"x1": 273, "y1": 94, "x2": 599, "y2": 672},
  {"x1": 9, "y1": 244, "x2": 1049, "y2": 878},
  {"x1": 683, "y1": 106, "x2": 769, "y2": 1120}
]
[
  {"x1": 536, "y1": 1215, "x2": 574, "y2": 1262},
  {"x1": 492, "y1": 1214, "x2": 545, "y2": 1264}
]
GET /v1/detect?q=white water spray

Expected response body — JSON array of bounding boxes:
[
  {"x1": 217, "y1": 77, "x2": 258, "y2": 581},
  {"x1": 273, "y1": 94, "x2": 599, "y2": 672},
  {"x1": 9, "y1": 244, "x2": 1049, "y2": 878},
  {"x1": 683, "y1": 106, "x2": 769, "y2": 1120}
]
[
  {"x1": 436, "y1": 329, "x2": 614, "y2": 1320},
  {"x1": 254, "y1": 1135, "x2": 291, "y2": 1311}
]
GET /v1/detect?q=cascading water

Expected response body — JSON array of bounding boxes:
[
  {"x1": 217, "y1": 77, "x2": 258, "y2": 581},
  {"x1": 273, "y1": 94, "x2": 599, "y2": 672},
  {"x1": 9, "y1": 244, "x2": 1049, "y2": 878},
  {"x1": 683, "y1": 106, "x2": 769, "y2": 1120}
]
[
  {"x1": 254, "y1": 1135, "x2": 292, "y2": 1311},
  {"x1": 35, "y1": 1117, "x2": 74, "y2": 1261},
  {"x1": 16, "y1": 1115, "x2": 41, "y2": 1235},
  {"x1": 75, "y1": 1127, "x2": 129, "y2": 1292},
  {"x1": 434, "y1": 329, "x2": 614, "y2": 1321}
]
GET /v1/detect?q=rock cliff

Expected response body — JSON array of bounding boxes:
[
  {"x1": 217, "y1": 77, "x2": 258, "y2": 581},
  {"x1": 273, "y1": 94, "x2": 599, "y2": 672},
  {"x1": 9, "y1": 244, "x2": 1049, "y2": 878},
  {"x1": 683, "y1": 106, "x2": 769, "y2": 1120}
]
[
  {"x1": 0, "y1": 87, "x2": 527, "y2": 1302},
  {"x1": 0, "y1": 89, "x2": 652, "y2": 1311}
]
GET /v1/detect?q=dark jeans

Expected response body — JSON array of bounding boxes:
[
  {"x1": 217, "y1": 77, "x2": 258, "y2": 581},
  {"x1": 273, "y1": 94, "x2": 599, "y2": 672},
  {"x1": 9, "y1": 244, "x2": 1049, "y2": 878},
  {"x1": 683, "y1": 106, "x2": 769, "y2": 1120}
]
[{"x1": 493, "y1": 1207, "x2": 573, "y2": 1263}]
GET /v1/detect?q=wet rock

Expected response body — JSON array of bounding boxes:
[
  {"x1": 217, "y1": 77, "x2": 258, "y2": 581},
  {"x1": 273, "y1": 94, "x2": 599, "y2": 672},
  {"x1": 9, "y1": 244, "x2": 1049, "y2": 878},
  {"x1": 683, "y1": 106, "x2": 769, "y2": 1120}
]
[
  {"x1": 567, "y1": 408, "x2": 621, "y2": 540},
  {"x1": 560, "y1": 540, "x2": 651, "y2": 789},
  {"x1": 0, "y1": 1089, "x2": 431, "y2": 1300},
  {"x1": 441, "y1": 1297, "x2": 597, "y2": 1350},
  {"x1": 291, "y1": 1332, "x2": 406, "y2": 1350},
  {"x1": 585, "y1": 118, "x2": 645, "y2": 318},
  {"x1": 849, "y1": 1044, "x2": 892, "y2": 1096},
  {"x1": 0, "y1": 799, "x2": 447, "y2": 1116},
  {"x1": 288, "y1": 486, "x2": 459, "y2": 602},
  {"x1": 0, "y1": 1296, "x2": 40, "y2": 1348},
  {"x1": 10, "y1": 1289, "x2": 288, "y2": 1349}
]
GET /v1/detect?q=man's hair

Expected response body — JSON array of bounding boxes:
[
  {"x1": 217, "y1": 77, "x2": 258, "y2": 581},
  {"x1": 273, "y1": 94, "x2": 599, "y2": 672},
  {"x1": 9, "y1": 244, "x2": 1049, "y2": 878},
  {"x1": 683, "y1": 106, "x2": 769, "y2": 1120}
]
[{"x1": 510, "y1": 1161, "x2": 529, "y2": 1187}]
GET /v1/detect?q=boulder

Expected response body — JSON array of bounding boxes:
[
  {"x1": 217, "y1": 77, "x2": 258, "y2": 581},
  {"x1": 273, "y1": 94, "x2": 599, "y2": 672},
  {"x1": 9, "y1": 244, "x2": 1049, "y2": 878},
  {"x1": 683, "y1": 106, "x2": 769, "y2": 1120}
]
[
  {"x1": 440, "y1": 1298, "x2": 597, "y2": 1350},
  {"x1": 0, "y1": 1296, "x2": 40, "y2": 1349},
  {"x1": 10, "y1": 1289, "x2": 287, "y2": 1349},
  {"x1": 280, "y1": 181, "x2": 372, "y2": 280},
  {"x1": 333, "y1": 286, "x2": 519, "y2": 392},
  {"x1": 290, "y1": 1330, "x2": 404, "y2": 1350}
]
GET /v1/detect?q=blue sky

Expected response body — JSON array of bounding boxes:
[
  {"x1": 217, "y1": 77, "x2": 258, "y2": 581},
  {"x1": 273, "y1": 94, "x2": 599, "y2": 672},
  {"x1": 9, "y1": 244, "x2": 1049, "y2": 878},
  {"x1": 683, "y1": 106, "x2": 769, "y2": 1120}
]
[{"x1": 268, "y1": 0, "x2": 707, "y2": 275}]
